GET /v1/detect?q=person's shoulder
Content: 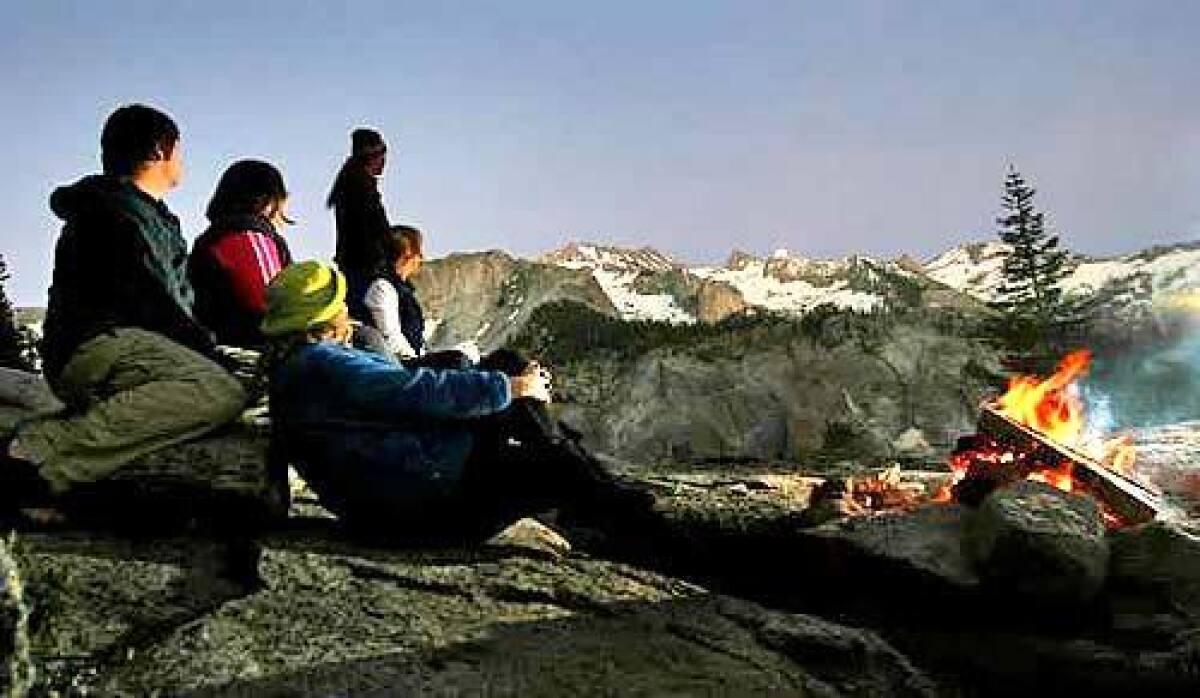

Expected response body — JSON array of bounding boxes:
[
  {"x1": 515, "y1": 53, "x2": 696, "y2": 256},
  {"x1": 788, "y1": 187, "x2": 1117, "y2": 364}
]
[
  {"x1": 366, "y1": 277, "x2": 397, "y2": 296},
  {"x1": 303, "y1": 340, "x2": 393, "y2": 367}
]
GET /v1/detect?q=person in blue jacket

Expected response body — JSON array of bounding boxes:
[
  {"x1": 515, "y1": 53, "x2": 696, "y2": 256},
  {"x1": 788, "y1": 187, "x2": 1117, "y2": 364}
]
[{"x1": 260, "y1": 260, "x2": 652, "y2": 541}]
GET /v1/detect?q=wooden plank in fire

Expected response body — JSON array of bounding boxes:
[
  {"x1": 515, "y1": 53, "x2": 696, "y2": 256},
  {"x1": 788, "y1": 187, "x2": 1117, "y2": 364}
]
[{"x1": 977, "y1": 405, "x2": 1162, "y2": 524}]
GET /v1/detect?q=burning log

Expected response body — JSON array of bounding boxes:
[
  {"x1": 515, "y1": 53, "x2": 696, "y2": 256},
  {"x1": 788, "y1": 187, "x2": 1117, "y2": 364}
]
[{"x1": 973, "y1": 405, "x2": 1162, "y2": 525}]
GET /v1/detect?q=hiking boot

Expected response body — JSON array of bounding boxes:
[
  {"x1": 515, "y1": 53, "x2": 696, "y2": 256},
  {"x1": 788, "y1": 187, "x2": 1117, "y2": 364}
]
[{"x1": 544, "y1": 436, "x2": 657, "y2": 528}]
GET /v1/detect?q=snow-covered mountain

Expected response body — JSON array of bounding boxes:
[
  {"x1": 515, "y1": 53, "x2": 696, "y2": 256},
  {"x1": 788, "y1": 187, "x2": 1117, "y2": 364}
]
[
  {"x1": 537, "y1": 242, "x2": 929, "y2": 324},
  {"x1": 924, "y1": 240, "x2": 1200, "y2": 314},
  {"x1": 537, "y1": 244, "x2": 694, "y2": 324},
  {"x1": 691, "y1": 249, "x2": 912, "y2": 316},
  {"x1": 414, "y1": 238, "x2": 1200, "y2": 354}
]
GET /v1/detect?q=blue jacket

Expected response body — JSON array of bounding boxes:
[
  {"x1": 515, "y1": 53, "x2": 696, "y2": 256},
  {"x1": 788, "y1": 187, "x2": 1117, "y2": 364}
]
[{"x1": 269, "y1": 341, "x2": 511, "y2": 518}]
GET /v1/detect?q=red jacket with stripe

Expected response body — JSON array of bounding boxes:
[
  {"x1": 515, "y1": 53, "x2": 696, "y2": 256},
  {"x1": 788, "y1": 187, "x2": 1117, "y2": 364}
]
[{"x1": 188, "y1": 214, "x2": 293, "y2": 349}]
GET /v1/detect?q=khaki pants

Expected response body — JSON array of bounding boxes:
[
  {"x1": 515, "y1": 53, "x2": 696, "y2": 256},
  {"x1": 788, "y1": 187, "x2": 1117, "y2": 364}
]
[{"x1": 17, "y1": 328, "x2": 246, "y2": 492}]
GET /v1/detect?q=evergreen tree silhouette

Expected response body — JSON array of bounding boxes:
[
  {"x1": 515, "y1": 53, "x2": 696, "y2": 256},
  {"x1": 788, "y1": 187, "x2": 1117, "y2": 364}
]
[
  {"x1": 988, "y1": 166, "x2": 1088, "y2": 373},
  {"x1": 0, "y1": 255, "x2": 33, "y2": 371}
]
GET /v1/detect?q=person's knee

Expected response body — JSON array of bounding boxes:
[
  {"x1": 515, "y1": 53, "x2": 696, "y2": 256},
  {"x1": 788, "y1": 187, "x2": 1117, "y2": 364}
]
[
  {"x1": 198, "y1": 371, "x2": 248, "y2": 425},
  {"x1": 478, "y1": 348, "x2": 529, "y2": 375}
]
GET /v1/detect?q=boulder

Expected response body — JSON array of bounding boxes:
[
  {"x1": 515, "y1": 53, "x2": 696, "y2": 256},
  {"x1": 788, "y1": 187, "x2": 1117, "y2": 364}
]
[
  {"x1": 0, "y1": 367, "x2": 63, "y2": 432},
  {"x1": 800, "y1": 504, "x2": 980, "y2": 600},
  {"x1": 695, "y1": 279, "x2": 748, "y2": 323},
  {"x1": 963, "y1": 481, "x2": 1109, "y2": 606},
  {"x1": 8, "y1": 526, "x2": 932, "y2": 696},
  {"x1": 892, "y1": 428, "x2": 934, "y2": 458},
  {"x1": 1108, "y1": 521, "x2": 1200, "y2": 638}
]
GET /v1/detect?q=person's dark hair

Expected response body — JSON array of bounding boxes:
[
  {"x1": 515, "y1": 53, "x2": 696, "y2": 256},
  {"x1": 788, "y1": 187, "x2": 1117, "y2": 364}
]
[
  {"x1": 100, "y1": 104, "x2": 180, "y2": 176},
  {"x1": 205, "y1": 160, "x2": 289, "y2": 222},
  {"x1": 326, "y1": 127, "x2": 387, "y2": 208},
  {"x1": 382, "y1": 225, "x2": 423, "y2": 264}
]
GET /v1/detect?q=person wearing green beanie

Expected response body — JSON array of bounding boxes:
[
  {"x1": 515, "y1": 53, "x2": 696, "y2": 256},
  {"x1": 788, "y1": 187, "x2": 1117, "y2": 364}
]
[{"x1": 261, "y1": 261, "x2": 653, "y2": 542}]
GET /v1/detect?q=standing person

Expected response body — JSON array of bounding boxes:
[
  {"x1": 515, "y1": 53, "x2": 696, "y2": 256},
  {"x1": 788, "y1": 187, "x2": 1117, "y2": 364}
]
[
  {"x1": 327, "y1": 127, "x2": 390, "y2": 301},
  {"x1": 1, "y1": 104, "x2": 246, "y2": 503},
  {"x1": 261, "y1": 261, "x2": 653, "y2": 542},
  {"x1": 189, "y1": 159, "x2": 295, "y2": 349}
]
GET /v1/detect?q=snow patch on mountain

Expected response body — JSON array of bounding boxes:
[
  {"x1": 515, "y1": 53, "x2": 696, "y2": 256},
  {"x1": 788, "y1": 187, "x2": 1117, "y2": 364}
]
[
  {"x1": 543, "y1": 243, "x2": 890, "y2": 320},
  {"x1": 925, "y1": 240, "x2": 1200, "y2": 311},
  {"x1": 541, "y1": 243, "x2": 679, "y2": 273},
  {"x1": 924, "y1": 242, "x2": 1010, "y2": 299},
  {"x1": 537, "y1": 243, "x2": 697, "y2": 323},
  {"x1": 590, "y1": 268, "x2": 696, "y2": 324},
  {"x1": 1064, "y1": 247, "x2": 1200, "y2": 297},
  {"x1": 693, "y1": 258, "x2": 883, "y2": 314}
]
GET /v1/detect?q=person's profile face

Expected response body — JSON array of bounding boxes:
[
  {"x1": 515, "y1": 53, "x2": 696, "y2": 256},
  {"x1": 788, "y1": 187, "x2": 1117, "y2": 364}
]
[
  {"x1": 267, "y1": 196, "x2": 293, "y2": 232},
  {"x1": 162, "y1": 139, "x2": 184, "y2": 189},
  {"x1": 395, "y1": 248, "x2": 422, "y2": 280},
  {"x1": 366, "y1": 152, "x2": 386, "y2": 177}
]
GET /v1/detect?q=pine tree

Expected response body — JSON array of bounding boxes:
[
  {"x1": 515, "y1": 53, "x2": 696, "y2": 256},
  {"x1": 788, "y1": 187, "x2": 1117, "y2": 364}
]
[
  {"x1": 988, "y1": 166, "x2": 1085, "y2": 373},
  {"x1": 0, "y1": 255, "x2": 33, "y2": 371}
]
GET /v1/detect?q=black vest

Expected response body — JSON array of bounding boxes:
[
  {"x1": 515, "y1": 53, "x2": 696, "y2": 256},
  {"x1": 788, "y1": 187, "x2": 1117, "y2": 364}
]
[{"x1": 350, "y1": 273, "x2": 425, "y2": 354}]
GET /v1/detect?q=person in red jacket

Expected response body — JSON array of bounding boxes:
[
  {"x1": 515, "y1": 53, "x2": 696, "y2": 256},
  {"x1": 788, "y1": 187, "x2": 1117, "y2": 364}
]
[{"x1": 189, "y1": 160, "x2": 294, "y2": 349}]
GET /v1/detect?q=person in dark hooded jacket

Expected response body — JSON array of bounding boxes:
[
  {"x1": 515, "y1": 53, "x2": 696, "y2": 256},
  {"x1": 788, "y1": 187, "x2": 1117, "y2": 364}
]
[
  {"x1": 1, "y1": 105, "x2": 245, "y2": 503},
  {"x1": 189, "y1": 159, "x2": 294, "y2": 349},
  {"x1": 327, "y1": 128, "x2": 390, "y2": 299}
]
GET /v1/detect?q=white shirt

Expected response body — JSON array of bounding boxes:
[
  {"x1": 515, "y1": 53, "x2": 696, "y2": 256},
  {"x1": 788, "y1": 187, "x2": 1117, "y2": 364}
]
[{"x1": 362, "y1": 278, "x2": 420, "y2": 359}]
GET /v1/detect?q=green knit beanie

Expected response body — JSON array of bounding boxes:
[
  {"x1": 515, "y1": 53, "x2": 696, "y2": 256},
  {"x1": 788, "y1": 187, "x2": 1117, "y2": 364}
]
[{"x1": 261, "y1": 261, "x2": 347, "y2": 337}]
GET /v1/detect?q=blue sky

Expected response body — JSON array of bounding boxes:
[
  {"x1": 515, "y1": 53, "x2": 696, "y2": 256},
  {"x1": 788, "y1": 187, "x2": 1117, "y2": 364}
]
[{"x1": 1, "y1": 1, "x2": 1197, "y2": 304}]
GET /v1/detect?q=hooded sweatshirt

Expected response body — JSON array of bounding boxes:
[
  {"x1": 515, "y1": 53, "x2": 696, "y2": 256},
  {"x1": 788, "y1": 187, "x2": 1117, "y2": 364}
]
[{"x1": 40, "y1": 175, "x2": 215, "y2": 380}]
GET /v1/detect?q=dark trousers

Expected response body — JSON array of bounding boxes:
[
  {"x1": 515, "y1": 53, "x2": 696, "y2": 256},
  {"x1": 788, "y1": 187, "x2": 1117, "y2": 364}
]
[
  {"x1": 341, "y1": 349, "x2": 592, "y2": 543},
  {"x1": 341, "y1": 397, "x2": 580, "y2": 544}
]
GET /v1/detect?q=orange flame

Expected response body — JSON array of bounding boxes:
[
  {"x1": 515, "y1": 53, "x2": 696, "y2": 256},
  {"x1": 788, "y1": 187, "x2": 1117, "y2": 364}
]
[
  {"x1": 996, "y1": 350, "x2": 1091, "y2": 446},
  {"x1": 994, "y1": 350, "x2": 1138, "y2": 477},
  {"x1": 940, "y1": 350, "x2": 1141, "y2": 517}
]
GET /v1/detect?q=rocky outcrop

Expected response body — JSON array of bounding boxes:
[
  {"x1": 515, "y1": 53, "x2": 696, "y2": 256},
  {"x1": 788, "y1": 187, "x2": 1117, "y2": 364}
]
[
  {"x1": 555, "y1": 321, "x2": 1001, "y2": 463},
  {"x1": 5, "y1": 522, "x2": 934, "y2": 696},
  {"x1": 0, "y1": 447, "x2": 1196, "y2": 693},
  {"x1": 964, "y1": 481, "x2": 1109, "y2": 605},
  {"x1": 695, "y1": 279, "x2": 747, "y2": 323},
  {"x1": 413, "y1": 251, "x2": 619, "y2": 351},
  {"x1": 616, "y1": 466, "x2": 1200, "y2": 694}
]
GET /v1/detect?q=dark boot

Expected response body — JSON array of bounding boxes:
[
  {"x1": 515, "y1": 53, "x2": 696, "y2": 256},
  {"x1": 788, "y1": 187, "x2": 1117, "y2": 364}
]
[
  {"x1": 536, "y1": 430, "x2": 657, "y2": 527},
  {"x1": 0, "y1": 450, "x2": 55, "y2": 514}
]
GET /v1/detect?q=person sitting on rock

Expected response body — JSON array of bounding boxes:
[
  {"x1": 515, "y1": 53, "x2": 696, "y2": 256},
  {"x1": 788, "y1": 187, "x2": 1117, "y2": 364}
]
[
  {"x1": 350, "y1": 224, "x2": 476, "y2": 369},
  {"x1": 188, "y1": 159, "x2": 295, "y2": 349},
  {"x1": 1, "y1": 104, "x2": 246, "y2": 507},
  {"x1": 260, "y1": 260, "x2": 653, "y2": 542},
  {"x1": 327, "y1": 127, "x2": 391, "y2": 306}
]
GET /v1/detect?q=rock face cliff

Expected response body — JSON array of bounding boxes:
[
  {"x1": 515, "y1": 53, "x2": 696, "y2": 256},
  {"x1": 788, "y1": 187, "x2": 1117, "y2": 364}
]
[
  {"x1": 695, "y1": 279, "x2": 748, "y2": 323},
  {"x1": 515, "y1": 305, "x2": 1001, "y2": 463},
  {"x1": 412, "y1": 251, "x2": 619, "y2": 352}
]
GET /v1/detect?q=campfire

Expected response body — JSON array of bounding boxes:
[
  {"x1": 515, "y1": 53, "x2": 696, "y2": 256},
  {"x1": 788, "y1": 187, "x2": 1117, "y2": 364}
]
[
  {"x1": 806, "y1": 350, "x2": 1165, "y2": 528},
  {"x1": 937, "y1": 350, "x2": 1162, "y2": 527}
]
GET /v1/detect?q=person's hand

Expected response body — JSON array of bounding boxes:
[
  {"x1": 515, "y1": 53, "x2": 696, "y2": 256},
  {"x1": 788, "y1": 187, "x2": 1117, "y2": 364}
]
[{"x1": 510, "y1": 361, "x2": 552, "y2": 403}]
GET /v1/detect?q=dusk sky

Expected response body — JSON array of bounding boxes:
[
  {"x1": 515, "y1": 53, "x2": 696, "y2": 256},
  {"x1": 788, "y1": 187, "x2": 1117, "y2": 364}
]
[{"x1": 1, "y1": 1, "x2": 1197, "y2": 305}]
